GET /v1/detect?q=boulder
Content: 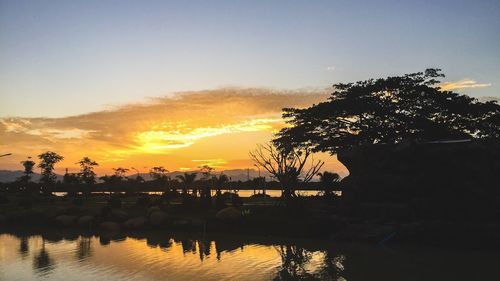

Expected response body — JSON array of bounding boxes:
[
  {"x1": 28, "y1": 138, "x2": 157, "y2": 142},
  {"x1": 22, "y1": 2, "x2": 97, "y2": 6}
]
[
  {"x1": 77, "y1": 215, "x2": 94, "y2": 227},
  {"x1": 100, "y1": 221, "x2": 121, "y2": 232},
  {"x1": 149, "y1": 211, "x2": 168, "y2": 226},
  {"x1": 216, "y1": 207, "x2": 241, "y2": 221},
  {"x1": 42, "y1": 206, "x2": 64, "y2": 219},
  {"x1": 123, "y1": 217, "x2": 148, "y2": 229},
  {"x1": 55, "y1": 215, "x2": 77, "y2": 227},
  {"x1": 107, "y1": 209, "x2": 129, "y2": 222},
  {"x1": 147, "y1": 206, "x2": 161, "y2": 216}
]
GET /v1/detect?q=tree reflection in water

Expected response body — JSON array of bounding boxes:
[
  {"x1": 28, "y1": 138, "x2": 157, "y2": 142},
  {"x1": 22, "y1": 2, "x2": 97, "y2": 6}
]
[
  {"x1": 273, "y1": 245, "x2": 346, "y2": 281},
  {"x1": 33, "y1": 238, "x2": 55, "y2": 275},
  {"x1": 76, "y1": 236, "x2": 93, "y2": 261},
  {"x1": 198, "y1": 239, "x2": 211, "y2": 261},
  {"x1": 19, "y1": 236, "x2": 29, "y2": 258}
]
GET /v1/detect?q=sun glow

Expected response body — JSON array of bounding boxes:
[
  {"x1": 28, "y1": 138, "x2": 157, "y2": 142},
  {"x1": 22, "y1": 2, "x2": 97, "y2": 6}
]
[{"x1": 132, "y1": 118, "x2": 281, "y2": 154}]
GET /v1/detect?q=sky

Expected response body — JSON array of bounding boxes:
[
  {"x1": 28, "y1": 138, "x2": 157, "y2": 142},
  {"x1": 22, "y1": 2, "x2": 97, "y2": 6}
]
[{"x1": 0, "y1": 0, "x2": 499, "y2": 175}]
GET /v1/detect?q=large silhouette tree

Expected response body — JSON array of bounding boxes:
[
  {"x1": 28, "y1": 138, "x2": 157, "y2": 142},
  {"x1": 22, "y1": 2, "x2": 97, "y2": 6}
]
[
  {"x1": 275, "y1": 69, "x2": 500, "y2": 154},
  {"x1": 77, "y1": 157, "x2": 99, "y2": 185},
  {"x1": 176, "y1": 172, "x2": 197, "y2": 196},
  {"x1": 250, "y1": 142, "x2": 323, "y2": 200},
  {"x1": 18, "y1": 157, "x2": 36, "y2": 186},
  {"x1": 37, "y1": 151, "x2": 64, "y2": 191}
]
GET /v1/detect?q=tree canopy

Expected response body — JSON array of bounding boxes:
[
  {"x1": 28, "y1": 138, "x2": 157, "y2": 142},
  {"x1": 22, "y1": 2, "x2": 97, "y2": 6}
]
[{"x1": 275, "y1": 69, "x2": 500, "y2": 154}]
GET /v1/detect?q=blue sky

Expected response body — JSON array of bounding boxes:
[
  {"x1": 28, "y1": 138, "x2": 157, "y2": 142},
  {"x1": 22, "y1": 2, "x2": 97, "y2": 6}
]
[{"x1": 1, "y1": 0, "x2": 499, "y2": 117}]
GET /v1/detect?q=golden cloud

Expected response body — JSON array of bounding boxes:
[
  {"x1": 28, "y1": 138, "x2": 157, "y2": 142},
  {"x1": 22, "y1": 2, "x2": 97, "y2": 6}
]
[
  {"x1": 0, "y1": 88, "x2": 335, "y2": 174},
  {"x1": 439, "y1": 79, "x2": 492, "y2": 91}
]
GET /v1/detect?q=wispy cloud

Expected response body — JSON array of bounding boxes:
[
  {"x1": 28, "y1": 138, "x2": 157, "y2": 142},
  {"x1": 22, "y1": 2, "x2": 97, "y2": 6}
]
[{"x1": 439, "y1": 79, "x2": 492, "y2": 91}]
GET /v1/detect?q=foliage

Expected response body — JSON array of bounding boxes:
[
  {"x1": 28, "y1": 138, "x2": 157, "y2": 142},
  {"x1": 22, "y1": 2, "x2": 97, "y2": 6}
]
[
  {"x1": 63, "y1": 172, "x2": 81, "y2": 185},
  {"x1": 77, "y1": 157, "x2": 98, "y2": 185},
  {"x1": 199, "y1": 165, "x2": 214, "y2": 179},
  {"x1": 18, "y1": 158, "x2": 36, "y2": 184},
  {"x1": 317, "y1": 171, "x2": 341, "y2": 197},
  {"x1": 276, "y1": 69, "x2": 500, "y2": 154},
  {"x1": 250, "y1": 142, "x2": 323, "y2": 199},
  {"x1": 213, "y1": 174, "x2": 229, "y2": 192},
  {"x1": 149, "y1": 166, "x2": 169, "y2": 183},
  {"x1": 37, "y1": 151, "x2": 64, "y2": 185},
  {"x1": 113, "y1": 167, "x2": 129, "y2": 179},
  {"x1": 107, "y1": 196, "x2": 122, "y2": 208},
  {"x1": 176, "y1": 172, "x2": 197, "y2": 195},
  {"x1": 136, "y1": 196, "x2": 152, "y2": 208}
]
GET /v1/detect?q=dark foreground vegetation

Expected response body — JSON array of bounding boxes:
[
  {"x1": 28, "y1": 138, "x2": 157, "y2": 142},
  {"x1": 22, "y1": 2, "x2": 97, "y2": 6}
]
[{"x1": 1, "y1": 69, "x2": 499, "y2": 249}]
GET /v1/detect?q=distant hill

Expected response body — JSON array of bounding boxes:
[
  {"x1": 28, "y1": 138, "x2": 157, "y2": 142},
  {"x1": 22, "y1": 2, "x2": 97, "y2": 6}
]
[
  {"x1": 0, "y1": 169, "x2": 270, "y2": 183},
  {"x1": 129, "y1": 169, "x2": 271, "y2": 182}
]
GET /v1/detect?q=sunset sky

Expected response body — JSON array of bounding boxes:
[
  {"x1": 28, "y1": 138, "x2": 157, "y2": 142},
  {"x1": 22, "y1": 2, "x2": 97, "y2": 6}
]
[{"x1": 1, "y1": 0, "x2": 499, "y2": 175}]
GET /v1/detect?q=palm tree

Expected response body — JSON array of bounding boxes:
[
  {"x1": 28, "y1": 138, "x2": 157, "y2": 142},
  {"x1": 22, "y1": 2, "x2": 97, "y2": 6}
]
[
  {"x1": 176, "y1": 172, "x2": 197, "y2": 196},
  {"x1": 214, "y1": 174, "x2": 229, "y2": 194}
]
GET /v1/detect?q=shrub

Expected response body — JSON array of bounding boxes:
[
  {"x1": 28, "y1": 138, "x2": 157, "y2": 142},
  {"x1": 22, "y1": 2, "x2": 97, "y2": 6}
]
[
  {"x1": 17, "y1": 198, "x2": 33, "y2": 209},
  {"x1": 0, "y1": 194, "x2": 10, "y2": 204},
  {"x1": 72, "y1": 197, "x2": 84, "y2": 206},
  {"x1": 135, "y1": 196, "x2": 151, "y2": 208},
  {"x1": 107, "y1": 196, "x2": 122, "y2": 208}
]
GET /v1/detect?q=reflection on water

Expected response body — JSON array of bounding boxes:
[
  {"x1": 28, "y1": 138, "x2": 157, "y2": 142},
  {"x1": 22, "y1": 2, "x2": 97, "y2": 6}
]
[
  {"x1": 53, "y1": 190, "x2": 331, "y2": 198},
  {"x1": 0, "y1": 230, "x2": 498, "y2": 281}
]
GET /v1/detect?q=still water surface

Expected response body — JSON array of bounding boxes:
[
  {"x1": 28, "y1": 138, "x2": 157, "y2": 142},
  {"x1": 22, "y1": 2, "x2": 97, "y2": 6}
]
[{"x1": 0, "y1": 230, "x2": 497, "y2": 281}]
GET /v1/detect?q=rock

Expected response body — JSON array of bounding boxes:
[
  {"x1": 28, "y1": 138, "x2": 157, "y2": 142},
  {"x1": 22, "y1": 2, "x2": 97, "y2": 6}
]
[
  {"x1": 149, "y1": 211, "x2": 168, "y2": 226},
  {"x1": 55, "y1": 215, "x2": 77, "y2": 227},
  {"x1": 77, "y1": 215, "x2": 94, "y2": 227},
  {"x1": 216, "y1": 207, "x2": 241, "y2": 221},
  {"x1": 107, "y1": 209, "x2": 129, "y2": 222},
  {"x1": 147, "y1": 206, "x2": 161, "y2": 216},
  {"x1": 100, "y1": 221, "x2": 121, "y2": 231},
  {"x1": 123, "y1": 217, "x2": 148, "y2": 229},
  {"x1": 172, "y1": 219, "x2": 191, "y2": 227},
  {"x1": 43, "y1": 206, "x2": 64, "y2": 219},
  {"x1": 61, "y1": 206, "x2": 82, "y2": 216}
]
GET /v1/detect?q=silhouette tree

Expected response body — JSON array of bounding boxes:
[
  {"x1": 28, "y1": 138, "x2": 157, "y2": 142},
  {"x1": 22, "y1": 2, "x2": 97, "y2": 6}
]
[
  {"x1": 18, "y1": 157, "x2": 36, "y2": 191},
  {"x1": 318, "y1": 171, "x2": 341, "y2": 197},
  {"x1": 113, "y1": 167, "x2": 129, "y2": 180},
  {"x1": 77, "y1": 157, "x2": 98, "y2": 185},
  {"x1": 197, "y1": 165, "x2": 214, "y2": 198},
  {"x1": 63, "y1": 171, "x2": 81, "y2": 184},
  {"x1": 276, "y1": 69, "x2": 500, "y2": 154},
  {"x1": 37, "y1": 151, "x2": 64, "y2": 194},
  {"x1": 250, "y1": 142, "x2": 323, "y2": 200},
  {"x1": 149, "y1": 166, "x2": 169, "y2": 183},
  {"x1": 176, "y1": 172, "x2": 197, "y2": 198},
  {"x1": 149, "y1": 166, "x2": 174, "y2": 195},
  {"x1": 213, "y1": 173, "x2": 229, "y2": 209},
  {"x1": 214, "y1": 174, "x2": 229, "y2": 194}
]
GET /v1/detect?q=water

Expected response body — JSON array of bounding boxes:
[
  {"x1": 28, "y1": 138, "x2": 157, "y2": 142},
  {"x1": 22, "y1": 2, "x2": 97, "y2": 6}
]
[
  {"x1": 0, "y1": 231, "x2": 498, "y2": 281},
  {"x1": 53, "y1": 190, "x2": 332, "y2": 197}
]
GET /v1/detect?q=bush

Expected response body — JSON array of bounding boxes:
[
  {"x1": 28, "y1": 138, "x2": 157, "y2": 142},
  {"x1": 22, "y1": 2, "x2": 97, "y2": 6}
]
[
  {"x1": 0, "y1": 194, "x2": 10, "y2": 204},
  {"x1": 215, "y1": 193, "x2": 226, "y2": 210},
  {"x1": 17, "y1": 198, "x2": 33, "y2": 209},
  {"x1": 100, "y1": 205, "x2": 112, "y2": 216},
  {"x1": 231, "y1": 193, "x2": 243, "y2": 207},
  {"x1": 135, "y1": 196, "x2": 151, "y2": 208},
  {"x1": 72, "y1": 197, "x2": 84, "y2": 206},
  {"x1": 107, "y1": 196, "x2": 122, "y2": 208}
]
